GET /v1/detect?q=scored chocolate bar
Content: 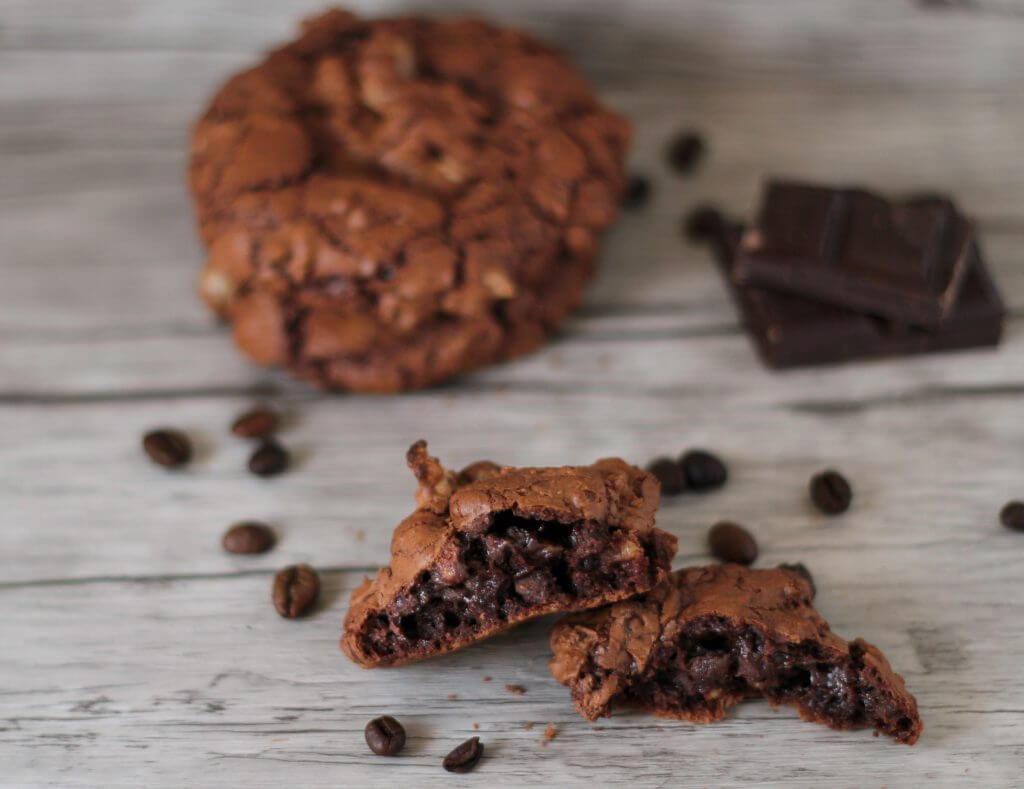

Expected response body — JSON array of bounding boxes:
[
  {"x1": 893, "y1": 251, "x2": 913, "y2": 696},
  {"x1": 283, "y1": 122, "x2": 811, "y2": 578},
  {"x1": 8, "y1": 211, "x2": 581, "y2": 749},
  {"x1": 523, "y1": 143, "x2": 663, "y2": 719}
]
[
  {"x1": 713, "y1": 220, "x2": 1004, "y2": 369},
  {"x1": 732, "y1": 181, "x2": 976, "y2": 327}
]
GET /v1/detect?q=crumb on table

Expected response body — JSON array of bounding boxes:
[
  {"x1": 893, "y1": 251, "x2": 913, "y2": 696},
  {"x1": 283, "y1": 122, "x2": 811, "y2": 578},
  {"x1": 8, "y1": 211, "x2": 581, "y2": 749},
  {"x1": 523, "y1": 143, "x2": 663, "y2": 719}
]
[{"x1": 505, "y1": 684, "x2": 526, "y2": 695}]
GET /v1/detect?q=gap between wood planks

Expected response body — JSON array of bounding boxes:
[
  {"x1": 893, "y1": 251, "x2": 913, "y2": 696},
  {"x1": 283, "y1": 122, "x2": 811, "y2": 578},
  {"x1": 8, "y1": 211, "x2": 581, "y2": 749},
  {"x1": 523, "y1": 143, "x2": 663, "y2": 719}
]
[
  {"x1": 1, "y1": 375, "x2": 1024, "y2": 409},
  {"x1": 0, "y1": 565, "x2": 375, "y2": 591}
]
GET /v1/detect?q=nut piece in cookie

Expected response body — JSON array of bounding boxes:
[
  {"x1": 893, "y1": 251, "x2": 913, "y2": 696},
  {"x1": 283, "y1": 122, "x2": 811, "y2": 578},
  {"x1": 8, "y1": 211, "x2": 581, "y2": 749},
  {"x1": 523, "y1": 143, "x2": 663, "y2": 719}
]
[
  {"x1": 188, "y1": 10, "x2": 631, "y2": 391},
  {"x1": 549, "y1": 564, "x2": 922, "y2": 744},
  {"x1": 341, "y1": 441, "x2": 677, "y2": 667}
]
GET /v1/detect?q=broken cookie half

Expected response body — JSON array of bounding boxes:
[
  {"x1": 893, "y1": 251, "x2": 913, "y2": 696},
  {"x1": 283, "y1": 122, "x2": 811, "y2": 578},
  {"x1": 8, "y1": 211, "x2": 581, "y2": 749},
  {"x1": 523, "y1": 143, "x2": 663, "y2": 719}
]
[
  {"x1": 549, "y1": 564, "x2": 922, "y2": 744},
  {"x1": 342, "y1": 441, "x2": 677, "y2": 667}
]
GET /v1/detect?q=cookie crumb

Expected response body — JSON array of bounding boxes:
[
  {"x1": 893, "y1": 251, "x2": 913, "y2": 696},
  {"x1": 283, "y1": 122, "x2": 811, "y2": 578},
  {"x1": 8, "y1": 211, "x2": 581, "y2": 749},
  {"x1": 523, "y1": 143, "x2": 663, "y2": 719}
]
[
  {"x1": 505, "y1": 684, "x2": 526, "y2": 695},
  {"x1": 472, "y1": 722, "x2": 480, "y2": 731},
  {"x1": 523, "y1": 721, "x2": 535, "y2": 731},
  {"x1": 447, "y1": 693, "x2": 458, "y2": 700},
  {"x1": 354, "y1": 529, "x2": 366, "y2": 542},
  {"x1": 543, "y1": 722, "x2": 557, "y2": 741},
  {"x1": 482, "y1": 676, "x2": 492, "y2": 682}
]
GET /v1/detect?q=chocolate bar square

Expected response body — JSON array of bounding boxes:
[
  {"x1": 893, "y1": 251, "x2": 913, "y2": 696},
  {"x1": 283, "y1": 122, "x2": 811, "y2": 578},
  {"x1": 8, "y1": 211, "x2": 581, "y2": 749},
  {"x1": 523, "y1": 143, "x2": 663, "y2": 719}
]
[
  {"x1": 732, "y1": 181, "x2": 976, "y2": 327},
  {"x1": 714, "y1": 222, "x2": 1003, "y2": 369}
]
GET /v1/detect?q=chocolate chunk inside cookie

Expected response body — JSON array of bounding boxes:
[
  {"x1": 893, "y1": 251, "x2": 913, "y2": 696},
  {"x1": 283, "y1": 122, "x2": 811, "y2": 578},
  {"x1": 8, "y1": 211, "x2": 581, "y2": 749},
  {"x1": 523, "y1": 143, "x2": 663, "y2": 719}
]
[
  {"x1": 549, "y1": 564, "x2": 922, "y2": 744},
  {"x1": 342, "y1": 441, "x2": 677, "y2": 667}
]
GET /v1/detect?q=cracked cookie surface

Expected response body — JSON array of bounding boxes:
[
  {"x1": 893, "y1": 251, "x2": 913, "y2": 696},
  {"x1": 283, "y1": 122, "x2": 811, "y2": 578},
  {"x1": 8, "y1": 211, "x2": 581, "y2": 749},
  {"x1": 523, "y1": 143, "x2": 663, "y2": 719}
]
[
  {"x1": 549, "y1": 564, "x2": 923, "y2": 744},
  {"x1": 341, "y1": 441, "x2": 676, "y2": 667},
  {"x1": 188, "y1": 8, "x2": 631, "y2": 391}
]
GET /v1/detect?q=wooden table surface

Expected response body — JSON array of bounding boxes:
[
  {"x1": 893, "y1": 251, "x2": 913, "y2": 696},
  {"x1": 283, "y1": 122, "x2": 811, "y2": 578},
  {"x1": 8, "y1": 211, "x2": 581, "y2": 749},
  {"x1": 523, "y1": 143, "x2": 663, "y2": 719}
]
[{"x1": 3, "y1": 1, "x2": 1024, "y2": 786}]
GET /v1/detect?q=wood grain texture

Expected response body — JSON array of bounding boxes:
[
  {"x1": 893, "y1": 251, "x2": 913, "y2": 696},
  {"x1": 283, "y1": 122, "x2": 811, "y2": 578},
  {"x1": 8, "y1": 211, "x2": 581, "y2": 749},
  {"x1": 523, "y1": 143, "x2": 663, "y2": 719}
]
[{"x1": 2, "y1": 0, "x2": 1024, "y2": 785}]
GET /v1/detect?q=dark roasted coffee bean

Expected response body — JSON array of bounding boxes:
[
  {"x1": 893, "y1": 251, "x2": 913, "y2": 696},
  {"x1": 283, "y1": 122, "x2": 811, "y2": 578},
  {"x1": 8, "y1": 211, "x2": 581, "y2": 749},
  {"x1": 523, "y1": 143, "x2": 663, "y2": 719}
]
[
  {"x1": 810, "y1": 469, "x2": 853, "y2": 515},
  {"x1": 443, "y1": 736, "x2": 483, "y2": 773},
  {"x1": 142, "y1": 429, "x2": 192, "y2": 468},
  {"x1": 708, "y1": 521, "x2": 757, "y2": 565},
  {"x1": 684, "y1": 204, "x2": 725, "y2": 243},
  {"x1": 364, "y1": 716, "x2": 406, "y2": 756},
  {"x1": 778, "y1": 562, "x2": 816, "y2": 599},
  {"x1": 680, "y1": 449, "x2": 728, "y2": 491},
  {"x1": 272, "y1": 564, "x2": 320, "y2": 618},
  {"x1": 1000, "y1": 500, "x2": 1024, "y2": 532},
  {"x1": 221, "y1": 522, "x2": 276, "y2": 554},
  {"x1": 622, "y1": 174, "x2": 651, "y2": 210},
  {"x1": 646, "y1": 457, "x2": 686, "y2": 495},
  {"x1": 667, "y1": 131, "x2": 706, "y2": 174},
  {"x1": 231, "y1": 407, "x2": 279, "y2": 439},
  {"x1": 248, "y1": 439, "x2": 289, "y2": 477}
]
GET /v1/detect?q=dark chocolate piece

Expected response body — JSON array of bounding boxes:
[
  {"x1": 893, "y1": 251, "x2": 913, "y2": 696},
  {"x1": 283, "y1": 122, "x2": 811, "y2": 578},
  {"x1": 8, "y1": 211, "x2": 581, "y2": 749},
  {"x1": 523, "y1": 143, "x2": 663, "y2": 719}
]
[
  {"x1": 549, "y1": 564, "x2": 923, "y2": 744},
  {"x1": 341, "y1": 441, "x2": 677, "y2": 667},
  {"x1": 714, "y1": 222, "x2": 1003, "y2": 369},
  {"x1": 733, "y1": 181, "x2": 977, "y2": 326}
]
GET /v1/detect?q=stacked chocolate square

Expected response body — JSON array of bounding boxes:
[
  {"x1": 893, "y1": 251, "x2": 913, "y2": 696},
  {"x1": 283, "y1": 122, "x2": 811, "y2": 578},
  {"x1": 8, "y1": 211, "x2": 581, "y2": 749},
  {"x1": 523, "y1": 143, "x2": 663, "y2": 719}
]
[{"x1": 714, "y1": 181, "x2": 1004, "y2": 368}]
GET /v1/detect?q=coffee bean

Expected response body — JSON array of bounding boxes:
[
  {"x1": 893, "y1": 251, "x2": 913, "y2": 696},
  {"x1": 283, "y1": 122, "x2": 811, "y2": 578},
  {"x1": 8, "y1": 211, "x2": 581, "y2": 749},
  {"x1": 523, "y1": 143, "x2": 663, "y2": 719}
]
[
  {"x1": 249, "y1": 440, "x2": 289, "y2": 477},
  {"x1": 683, "y1": 205, "x2": 724, "y2": 243},
  {"x1": 778, "y1": 562, "x2": 816, "y2": 599},
  {"x1": 443, "y1": 736, "x2": 483, "y2": 773},
  {"x1": 1000, "y1": 500, "x2": 1024, "y2": 532},
  {"x1": 622, "y1": 174, "x2": 651, "y2": 210},
  {"x1": 221, "y1": 522, "x2": 275, "y2": 554},
  {"x1": 272, "y1": 564, "x2": 319, "y2": 618},
  {"x1": 810, "y1": 470, "x2": 852, "y2": 515},
  {"x1": 708, "y1": 521, "x2": 757, "y2": 565},
  {"x1": 142, "y1": 429, "x2": 192, "y2": 468},
  {"x1": 231, "y1": 407, "x2": 279, "y2": 439},
  {"x1": 647, "y1": 457, "x2": 686, "y2": 495},
  {"x1": 667, "y1": 131, "x2": 706, "y2": 174},
  {"x1": 680, "y1": 449, "x2": 728, "y2": 491},
  {"x1": 364, "y1": 716, "x2": 406, "y2": 756}
]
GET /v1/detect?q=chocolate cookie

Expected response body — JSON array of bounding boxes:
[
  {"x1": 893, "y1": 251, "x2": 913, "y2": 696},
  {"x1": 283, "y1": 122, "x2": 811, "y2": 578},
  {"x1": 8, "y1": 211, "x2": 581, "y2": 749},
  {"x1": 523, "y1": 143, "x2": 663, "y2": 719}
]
[
  {"x1": 189, "y1": 9, "x2": 631, "y2": 391},
  {"x1": 342, "y1": 441, "x2": 677, "y2": 667},
  {"x1": 549, "y1": 564, "x2": 922, "y2": 744}
]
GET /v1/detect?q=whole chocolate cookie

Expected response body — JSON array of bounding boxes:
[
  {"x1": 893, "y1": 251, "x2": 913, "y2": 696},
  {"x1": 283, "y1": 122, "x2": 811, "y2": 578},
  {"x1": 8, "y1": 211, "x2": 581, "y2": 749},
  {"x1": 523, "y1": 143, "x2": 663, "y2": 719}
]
[
  {"x1": 341, "y1": 441, "x2": 677, "y2": 667},
  {"x1": 189, "y1": 9, "x2": 630, "y2": 391},
  {"x1": 549, "y1": 564, "x2": 922, "y2": 744}
]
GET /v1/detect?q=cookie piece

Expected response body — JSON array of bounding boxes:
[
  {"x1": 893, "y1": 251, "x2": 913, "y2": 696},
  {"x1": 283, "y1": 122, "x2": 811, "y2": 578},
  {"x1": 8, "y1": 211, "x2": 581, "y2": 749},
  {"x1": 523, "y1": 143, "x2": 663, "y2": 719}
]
[
  {"x1": 549, "y1": 564, "x2": 922, "y2": 744},
  {"x1": 189, "y1": 9, "x2": 631, "y2": 391},
  {"x1": 342, "y1": 441, "x2": 677, "y2": 667}
]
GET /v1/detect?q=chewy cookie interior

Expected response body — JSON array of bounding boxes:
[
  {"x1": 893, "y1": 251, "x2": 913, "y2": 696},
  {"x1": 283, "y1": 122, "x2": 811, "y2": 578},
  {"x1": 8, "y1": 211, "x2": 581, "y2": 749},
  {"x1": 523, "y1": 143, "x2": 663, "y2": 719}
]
[
  {"x1": 357, "y1": 510, "x2": 665, "y2": 662},
  {"x1": 619, "y1": 614, "x2": 920, "y2": 744}
]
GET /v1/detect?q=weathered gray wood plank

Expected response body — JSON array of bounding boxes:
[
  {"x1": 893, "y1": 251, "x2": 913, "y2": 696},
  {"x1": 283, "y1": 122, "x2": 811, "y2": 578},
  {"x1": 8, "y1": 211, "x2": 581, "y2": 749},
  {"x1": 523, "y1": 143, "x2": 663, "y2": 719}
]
[
  {"x1": 1, "y1": 566, "x2": 1022, "y2": 787},
  {"x1": 3, "y1": 0, "x2": 1024, "y2": 785},
  {"x1": 3, "y1": 373, "x2": 1022, "y2": 582}
]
